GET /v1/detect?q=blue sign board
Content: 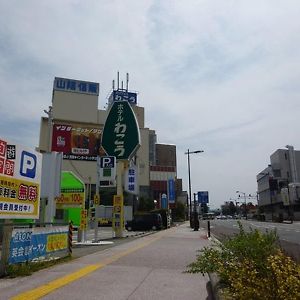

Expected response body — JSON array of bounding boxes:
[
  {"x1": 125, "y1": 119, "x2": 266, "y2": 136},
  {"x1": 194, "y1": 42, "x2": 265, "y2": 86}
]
[
  {"x1": 9, "y1": 227, "x2": 68, "y2": 264},
  {"x1": 161, "y1": 193, "x2": 167, "y2": 209},
  {"x1": 168, "y1": 179, "x2": 175, "y2": 204},
  {"x1": 100, "y1": 156, "x2": 115, "y2": 168},
  {"x1": 54, "y1": 77, "x2": 99, "y2": 96},
  {"x1": 111, "y1": 90, "x2": 137, "y2": 104},
  {"x1": 198, "y1": 191, "x2": 209, "y2": 204}
]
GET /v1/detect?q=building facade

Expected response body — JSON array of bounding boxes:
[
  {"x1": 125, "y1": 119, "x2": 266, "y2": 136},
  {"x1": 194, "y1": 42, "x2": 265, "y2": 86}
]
[
  {"x1": 39, "y1": 77, "x2": 181, "y2": 209},
  {"x1": 257, "y1": 147, "x2": 300, "y2": 221}
]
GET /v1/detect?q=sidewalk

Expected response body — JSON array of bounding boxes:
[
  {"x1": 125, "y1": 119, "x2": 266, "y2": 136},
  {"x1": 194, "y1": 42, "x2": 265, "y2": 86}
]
[{"x1": 0, "y1": 222, "x2": 213, "y2": 300}]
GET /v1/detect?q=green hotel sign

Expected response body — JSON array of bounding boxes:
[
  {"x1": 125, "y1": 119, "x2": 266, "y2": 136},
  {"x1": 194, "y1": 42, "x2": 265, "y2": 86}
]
[{"x1": 102, "y1": 101, "x2": 141, "y2": 160}]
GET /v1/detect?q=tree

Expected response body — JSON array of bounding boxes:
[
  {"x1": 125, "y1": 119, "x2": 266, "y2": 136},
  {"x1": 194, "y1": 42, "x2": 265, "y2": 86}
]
[
  {"x1": 221, "y1": 201, "x2": 236, "y2": 215},
  {"x1": 138, "y1": 197, "x2": 155, "y2": 212},
  {"x1": 172, "y1": 201, "x2": 185, "y2": 221}
]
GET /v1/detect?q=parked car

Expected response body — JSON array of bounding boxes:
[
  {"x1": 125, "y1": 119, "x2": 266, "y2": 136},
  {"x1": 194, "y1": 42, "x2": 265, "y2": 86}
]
[{"x1": 125, "y1": 213, "x2": 163, "y2": 231}]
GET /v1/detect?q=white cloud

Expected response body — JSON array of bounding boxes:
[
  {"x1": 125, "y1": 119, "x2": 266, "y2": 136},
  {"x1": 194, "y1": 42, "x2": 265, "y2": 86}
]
[{"x1": 0, "y1": 0, "x2": 300, "y2": 207}]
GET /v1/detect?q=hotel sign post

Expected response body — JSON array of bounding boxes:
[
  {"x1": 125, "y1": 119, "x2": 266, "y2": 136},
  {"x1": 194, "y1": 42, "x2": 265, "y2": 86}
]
[{"x1": 102, "y1": 101, "x2": 140, "y2": 237}]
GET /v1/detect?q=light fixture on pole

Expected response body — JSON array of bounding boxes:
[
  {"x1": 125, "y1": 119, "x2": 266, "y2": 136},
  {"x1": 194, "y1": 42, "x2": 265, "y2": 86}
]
[
  {"x1": 236, "y1": 191, "x2": 247, "y2": 220},
  {"x1": 185, "y1": 149, "x2": 204, "y2": 228},
  {"x1": 43, "y1": 106, "x2": 53, "y2": 152}
]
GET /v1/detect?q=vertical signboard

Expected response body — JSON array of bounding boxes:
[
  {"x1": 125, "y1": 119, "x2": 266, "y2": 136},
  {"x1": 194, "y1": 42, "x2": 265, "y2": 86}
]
[
  {"x1": 168, "y1": 179, "x2": 175, "y2": 204},
  {"x1": 101, "y1": 101, "x2": 140, "y2": 160},
  {"x1": 0, "y1": 138, "x2": 42, "y2": 219},
  {"x1": 112, "y1": 195, "x2": 124, "y2": 236},
  {"x1": 124, "y1": 165, "x2": 138, "y2": 194},
  {"x1": 80, "y1": 209, "x2": 87, "y2": 230}
]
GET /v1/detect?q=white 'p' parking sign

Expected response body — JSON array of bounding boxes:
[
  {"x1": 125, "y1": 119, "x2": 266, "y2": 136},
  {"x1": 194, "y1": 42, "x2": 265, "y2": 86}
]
[{"x1": 98, "y1": 156, "x2": 116, "y2": 187}]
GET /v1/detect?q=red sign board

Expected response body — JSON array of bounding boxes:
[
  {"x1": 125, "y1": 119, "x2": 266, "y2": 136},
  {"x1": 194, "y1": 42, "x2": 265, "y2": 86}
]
[{"x1": 52, "y1": 124, "x2": 102, "y2": 161}]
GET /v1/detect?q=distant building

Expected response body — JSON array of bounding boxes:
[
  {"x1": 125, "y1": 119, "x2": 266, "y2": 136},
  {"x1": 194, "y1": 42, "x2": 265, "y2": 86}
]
[
  {"x1": 150, "y1": 144, "x2": 183, "y2": 209},
  {"x1": 38, "y1": 77, "x2": 183, "y2": 211},
  {"x1": 155, "y1": 143, "x2": 176, "y2": 166},
  {"x1": 257, "y1": 146, "x2": 300, "y2": 221}
]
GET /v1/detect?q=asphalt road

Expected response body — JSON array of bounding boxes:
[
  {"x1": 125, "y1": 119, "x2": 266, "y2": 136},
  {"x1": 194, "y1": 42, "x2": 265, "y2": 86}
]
[{"x1": 205, "y1": 219, "x2": 300, "y2": 262}]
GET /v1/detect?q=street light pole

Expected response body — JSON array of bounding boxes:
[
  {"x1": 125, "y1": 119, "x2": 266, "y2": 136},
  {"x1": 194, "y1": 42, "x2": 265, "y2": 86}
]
[
  {"x1": 185, "y1": 149, "x2": 204, "y2": 228},
  {"x1": 43, "y1": 106, "x2": 53, "y2": 152},
  {"x1": 187, "y1": 149, "x2": 192, "y2": 227},
  {"x1": 236, "y1": 191, "x2": 247, "y2": 220},
  {"x1": 193, "y1": 193, "x2": 199, "y2": 231}
]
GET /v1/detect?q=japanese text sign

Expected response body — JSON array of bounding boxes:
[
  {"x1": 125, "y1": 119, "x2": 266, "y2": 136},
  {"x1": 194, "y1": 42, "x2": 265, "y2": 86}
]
[
  {"x1": 113, "y1": 195, "x2": 124, "y2": 235},
  {"x1": 124, "y1": 165, "x2": 138, "y2": 195},
  {"x1": 52, "y1": 123, "x2": 102, "y2": 161},
  {"x1": 110, "y1": 90, "x2": 137, "y2": 105},
  {"x1": 54, "y1": 77, "x2": 99, "y2": 96},
  {"x1": 0, "y1": 138, "x2": 42, "y2": 219},
  {"x1": 9, "y1": 226, "x2": 68, "y2": 264},
  {"x1": 80, "y1": 209, "x2": 87, "y2": 230},
  {"x1": 101, "y1": 101, "x2": 140, "y2": 160}
]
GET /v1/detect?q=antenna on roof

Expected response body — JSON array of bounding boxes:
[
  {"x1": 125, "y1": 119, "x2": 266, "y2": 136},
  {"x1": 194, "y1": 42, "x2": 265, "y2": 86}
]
[
  {"x1": 112, "y1": 80, "x2": 115, "y2": 90},
  {"x1": 126, "y1": 73, "x2": 129, "y2": 91},
  {"x1": 121, "y1": 81, "x2": 124, "y2": 90},
  {"x1": 117, "y1": 71, "x2": 120, "y2": 90}
]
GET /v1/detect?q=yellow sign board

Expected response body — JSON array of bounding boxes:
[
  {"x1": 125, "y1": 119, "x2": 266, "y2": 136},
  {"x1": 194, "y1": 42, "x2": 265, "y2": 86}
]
[
  {"x1": 113, "y1": 195, "x2": 124, "y2": 235},
  {"x1": 80, "y1": 209, "x2": 87, "y2": 230},
  {"x1": 55, "y1": 192, "x2": 84, "y2": 205},
  {"x1": 0, "y1": 138, "x2": 42, "y2": 219},
  {"x1": 0, "y1": 176, "x2": 40, "y2": 218},
  {"x1": 46, "y1": 233, "x2": 68, "y2": 252},
  {"x1": 94, "y1": 194, "x2": 100, "y2": 205}
]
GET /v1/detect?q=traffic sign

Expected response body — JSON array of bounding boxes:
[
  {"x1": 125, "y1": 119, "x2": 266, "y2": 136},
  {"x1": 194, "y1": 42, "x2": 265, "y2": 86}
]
[
  {"x1": 101, "y1": 101, "x2": 140, "y2": 160},
  {"x1": 198, "y1": 191, "x2": 209, "y2": 204}
]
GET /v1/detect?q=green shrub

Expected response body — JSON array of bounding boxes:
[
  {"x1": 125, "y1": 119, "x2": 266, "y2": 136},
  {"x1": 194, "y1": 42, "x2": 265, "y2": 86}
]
[
  {"x1": 187, "y1": 222, "x2": 300, "y2": 299},
  {"x1": 5, "y1": 256, "x2": 72, "y2": 278}
]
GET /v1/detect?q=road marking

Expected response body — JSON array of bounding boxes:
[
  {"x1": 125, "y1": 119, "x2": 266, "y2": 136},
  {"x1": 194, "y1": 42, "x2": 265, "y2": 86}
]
[
  {"x1": 11, "y1": 264, "x2": 103, "y2": 300},
  {"x1": 11, "y1": 232, "x2": 165, "y2": 300}
]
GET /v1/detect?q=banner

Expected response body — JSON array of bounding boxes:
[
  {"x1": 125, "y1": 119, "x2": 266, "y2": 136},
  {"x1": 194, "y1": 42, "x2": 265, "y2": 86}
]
[
  {"x1": 9, "y1": 226, "x2": 68, "y2": 264},
  {"x1": 124, "y1": 165, "x2": 138, "y2": 194},
  {"x1": 0, "y1": 138, "x2": 42, "y2": 219},
  {"x1": 52, "y1": 123, "x2": 102, "y2": 161},
  {"x1": 168, "y1": 179, "x2": 175, "y2": 204}
]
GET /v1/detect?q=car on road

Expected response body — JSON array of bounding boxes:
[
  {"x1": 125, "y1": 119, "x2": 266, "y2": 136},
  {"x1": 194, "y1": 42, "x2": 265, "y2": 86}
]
[{"x1": 126, "y1": 213, "x2": 163, "y2": 231}]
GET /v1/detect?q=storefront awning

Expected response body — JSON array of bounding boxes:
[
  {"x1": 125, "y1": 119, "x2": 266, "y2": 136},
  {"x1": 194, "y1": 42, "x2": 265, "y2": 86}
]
[{"x1": 60, "y1": 171, "x2": 85, "y2": 193}]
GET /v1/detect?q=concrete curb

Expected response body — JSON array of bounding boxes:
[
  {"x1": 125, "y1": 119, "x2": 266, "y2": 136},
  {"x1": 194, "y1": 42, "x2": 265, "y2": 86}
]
[{"x1": 208, "y1": 273, "x2": 223, "y2": 300}]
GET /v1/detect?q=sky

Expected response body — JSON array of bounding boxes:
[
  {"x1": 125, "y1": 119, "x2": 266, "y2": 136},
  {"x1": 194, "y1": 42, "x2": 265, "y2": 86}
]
[{"x1": 1, "y1": 0, "x2": 300, "y2": 209}]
